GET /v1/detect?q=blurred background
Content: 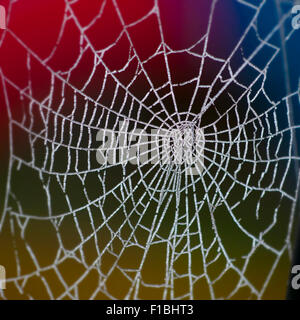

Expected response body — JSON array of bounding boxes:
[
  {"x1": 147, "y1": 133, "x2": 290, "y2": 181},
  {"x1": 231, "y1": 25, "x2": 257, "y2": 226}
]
[{"x1": 0, "y1": 0, "x2": 300, "y2": 300}]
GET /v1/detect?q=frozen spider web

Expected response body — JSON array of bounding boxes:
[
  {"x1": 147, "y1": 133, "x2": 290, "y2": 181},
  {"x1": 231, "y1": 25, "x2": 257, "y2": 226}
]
[{"x1": 0, "y1": 0, "x2": 300, "y2": 300}]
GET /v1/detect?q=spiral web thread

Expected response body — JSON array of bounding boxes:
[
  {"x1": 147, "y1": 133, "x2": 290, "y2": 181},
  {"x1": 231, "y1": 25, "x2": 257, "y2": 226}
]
[{"x1": 0, "y1": 0, "x2": 300, "y2": 300}]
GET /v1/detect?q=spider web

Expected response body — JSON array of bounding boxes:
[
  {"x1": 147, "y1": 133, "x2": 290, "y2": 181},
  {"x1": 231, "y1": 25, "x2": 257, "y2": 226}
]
[{"x1": 0, "y1": 0, "x2": 300, "y2": 300}]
